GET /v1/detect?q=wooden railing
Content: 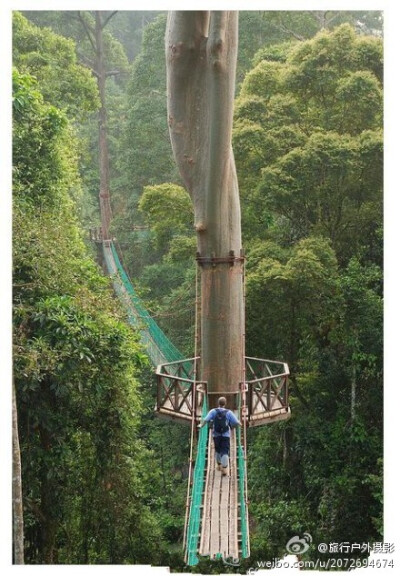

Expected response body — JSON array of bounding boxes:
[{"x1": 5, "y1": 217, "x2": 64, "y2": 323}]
[
  {"x1": 156, "y1": 356, "x2": 290, "y2": 425},
  {"x1": 244, "y1": 357, "x2": 290, "y2": 425},
  {"x1": 89, "y1": 227, "x2": 103, "y2": 242},
  {"x1": 156, "y1": 358, "x2": 207, "y2": 423}
]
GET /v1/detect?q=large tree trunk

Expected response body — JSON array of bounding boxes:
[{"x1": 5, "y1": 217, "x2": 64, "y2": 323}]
[
  {"x1": 95, "y1": 11, "x2": 112, "y2": 240},
  {"x1": 166, "y1": 12, "x2": 243, "y2": 404},
  {"x1": 12, "y1": 383, "x2": 24, "y2": 564}
]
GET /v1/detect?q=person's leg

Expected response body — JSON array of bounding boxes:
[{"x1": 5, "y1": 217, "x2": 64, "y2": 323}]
[
  {"x1": 214, "y1": 436, "x2": 222, "y2": 470},
  {"x1": 221, "y1": 453, "x2": 229, "y2": 468},
  {"x1": 220, "y1": 437, "x2": 230, "y2": 475}
]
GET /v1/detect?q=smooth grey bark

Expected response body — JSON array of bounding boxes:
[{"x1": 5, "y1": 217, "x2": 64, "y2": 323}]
[
  {"x1": 12, "y1": 383, "x2": 24, "y2": 564},
  {"x1": 166, "y1": 11, "x2": 243, "y2": 402}
]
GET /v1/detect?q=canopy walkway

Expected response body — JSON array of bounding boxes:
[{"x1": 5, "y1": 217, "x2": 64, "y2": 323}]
[
  {"x1": 101, "y1": 239, "x2": 251, "y2": 565},
  {"x1": 101, "y1": 237, "x2": 291, "y2": 565}
]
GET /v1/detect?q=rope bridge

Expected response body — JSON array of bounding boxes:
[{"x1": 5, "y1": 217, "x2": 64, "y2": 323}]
[{"x1": 102, "y1": 239, "x2": 250, "y2": 565}]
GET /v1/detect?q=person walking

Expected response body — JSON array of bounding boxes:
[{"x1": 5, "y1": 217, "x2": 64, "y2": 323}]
[{"x1": 199, "y1": 396, "x2": 240, "y2": 476}]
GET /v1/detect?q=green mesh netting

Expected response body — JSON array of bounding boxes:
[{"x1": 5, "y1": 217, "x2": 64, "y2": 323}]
[
  {"x1": 186, "y1": 397, "x2": 209, "y2": 566},
  {"x1": 103, "y1": 241, "x2": 183, "y2": 365}
]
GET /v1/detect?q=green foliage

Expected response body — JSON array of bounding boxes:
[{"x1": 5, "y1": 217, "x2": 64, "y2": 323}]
[
  {"x1": 18, "y1": 10, "x2": 133, "y2": 237},
  {"x1": 13, "y1": 12, "x2": 99, "y2": 121},
  {"x1": 134, "y1": 181, "x2": 197, "y2": 355},
  {"x1": 13, "y1": 68, "x2": 162, "y2": 564},
  {"x1": 237, "y1": 11, "x2": 382, "y2": 84},
  {"x1": 258, "y1": 130, "x2": 382, "y2": 262},
  {"x1": 13, "y1": 11, "x2": 103, "y2": 237},
  {"x1": 105, "y1": 11, "x2": 161, "y2": 62},
  {"x1": 110, "y1": 14, "x2": 181, "y2": 277},
  {"x1": 139, "y1": 183, "x2": 193, "y2": 253},
  {"x1": 234, "y1": 24, "x2": 383, "y2": 265},
  {"x1": 13, "y1": 70, "x2": 73, "y2": 209},
  {"x1": 246, "y1": 236, "x2": 340, "y2": 364},
  {"x1": 232, "y1": 24, "x2": 383, "y2": 559},
  {"x1": 116, "y1": 14, "x2": 177, "y2": 195},
  {"x1": 21, "y1": 11, "x2": 130, "y2": 80}
]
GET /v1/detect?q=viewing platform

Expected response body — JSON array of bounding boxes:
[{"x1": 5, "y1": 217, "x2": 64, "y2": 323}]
[{"x1": 155, "y1": 356, "x2": 290, "y2": 426}]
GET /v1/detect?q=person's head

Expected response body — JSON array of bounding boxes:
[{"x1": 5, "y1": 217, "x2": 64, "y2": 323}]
[{"x1": 218, "y1": 396, "x2": 227, "y2": 407}]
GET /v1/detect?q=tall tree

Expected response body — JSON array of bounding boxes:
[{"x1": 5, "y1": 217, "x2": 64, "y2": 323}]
[
  {"x1": 166, "y1": 11, "x2": 243, "y2": 401},
  {"x1": 77, "y1": 11, "x2": 119, "y2": 239}
]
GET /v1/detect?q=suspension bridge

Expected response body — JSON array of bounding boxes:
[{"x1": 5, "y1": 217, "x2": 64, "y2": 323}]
[{"x1": 99, "y1": 237, "x2": 290, "y2": 566}]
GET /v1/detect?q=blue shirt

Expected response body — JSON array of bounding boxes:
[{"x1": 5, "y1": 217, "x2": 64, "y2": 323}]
[{"x1": 204, "y1": 408, "x2": 240, "y2": 437}]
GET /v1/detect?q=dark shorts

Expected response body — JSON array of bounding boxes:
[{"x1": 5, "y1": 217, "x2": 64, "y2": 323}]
[{"x1": 213, "y1": 435, "x2": 230, "y2": 457}]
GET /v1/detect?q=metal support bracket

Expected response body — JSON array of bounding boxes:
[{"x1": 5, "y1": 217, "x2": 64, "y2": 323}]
[{"x1": 196, "y1": 250, "x2": 245, "y2": 268}]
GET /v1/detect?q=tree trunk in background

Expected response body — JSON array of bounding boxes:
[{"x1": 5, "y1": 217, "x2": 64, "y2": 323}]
[
  {"x1": 166, "y1": 12, "x2": 243, "y2": 405},
  {"x1": 77, "y1": 11, "x2": 118, "y2": 240},
  {"x1": 95, "y1": 11, "x2": 112, "y2": 240},
  {"x1": 12, "y1": 383, "x2": 24, "y2": 564}
]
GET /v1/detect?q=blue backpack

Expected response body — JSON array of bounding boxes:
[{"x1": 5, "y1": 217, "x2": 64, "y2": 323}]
[{"x1": 213, "y1": 408, "x2": 229, "y2": 434}]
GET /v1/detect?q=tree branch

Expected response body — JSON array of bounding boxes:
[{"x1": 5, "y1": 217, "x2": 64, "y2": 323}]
[
  {"x1": 101, "y1": 10, "x2": 118, "y2": 30},
  {"x1": 70, "y1": 11, "x2": 94, "y2": 33},
  {"x1": 77, "y1": 52, "x2": 96, "y2": 72},
  {"x1": 312, "y1": 10, "x2": 340, "y2": 30},
  {"x1": 325, "y1": 11, "x2": 341, "y2": 27},
  {"x1": 271, "y1": 16, "x2": 305, "y2": 42},
  {"x1": 77, "y1": 11, "x2": 96, "y2": 53},
  {"x1": 105, "y1": 70, "x2": 120, "y2": 77}
]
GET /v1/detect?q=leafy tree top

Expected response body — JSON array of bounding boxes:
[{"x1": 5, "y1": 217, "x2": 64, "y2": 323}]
[
  {"x1": 233, "y1": 24, "x2": 382, "y2": 264},
  {"x1": 13, "y1": 12, "x2": 100, "y2": 121}
]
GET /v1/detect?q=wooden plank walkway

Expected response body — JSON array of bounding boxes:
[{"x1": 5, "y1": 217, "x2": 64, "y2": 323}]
[{"x1": 199, "y1": 429, "x2": 239, "y2": 561}]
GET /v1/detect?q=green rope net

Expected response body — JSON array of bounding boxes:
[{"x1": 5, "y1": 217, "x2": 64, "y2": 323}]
[
  {"x1": 103, "y1": 241, "x2": 183, "y2": 365},
  {"x1": 186, "y1": 396, "x2": 209, "y2": 566}
]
